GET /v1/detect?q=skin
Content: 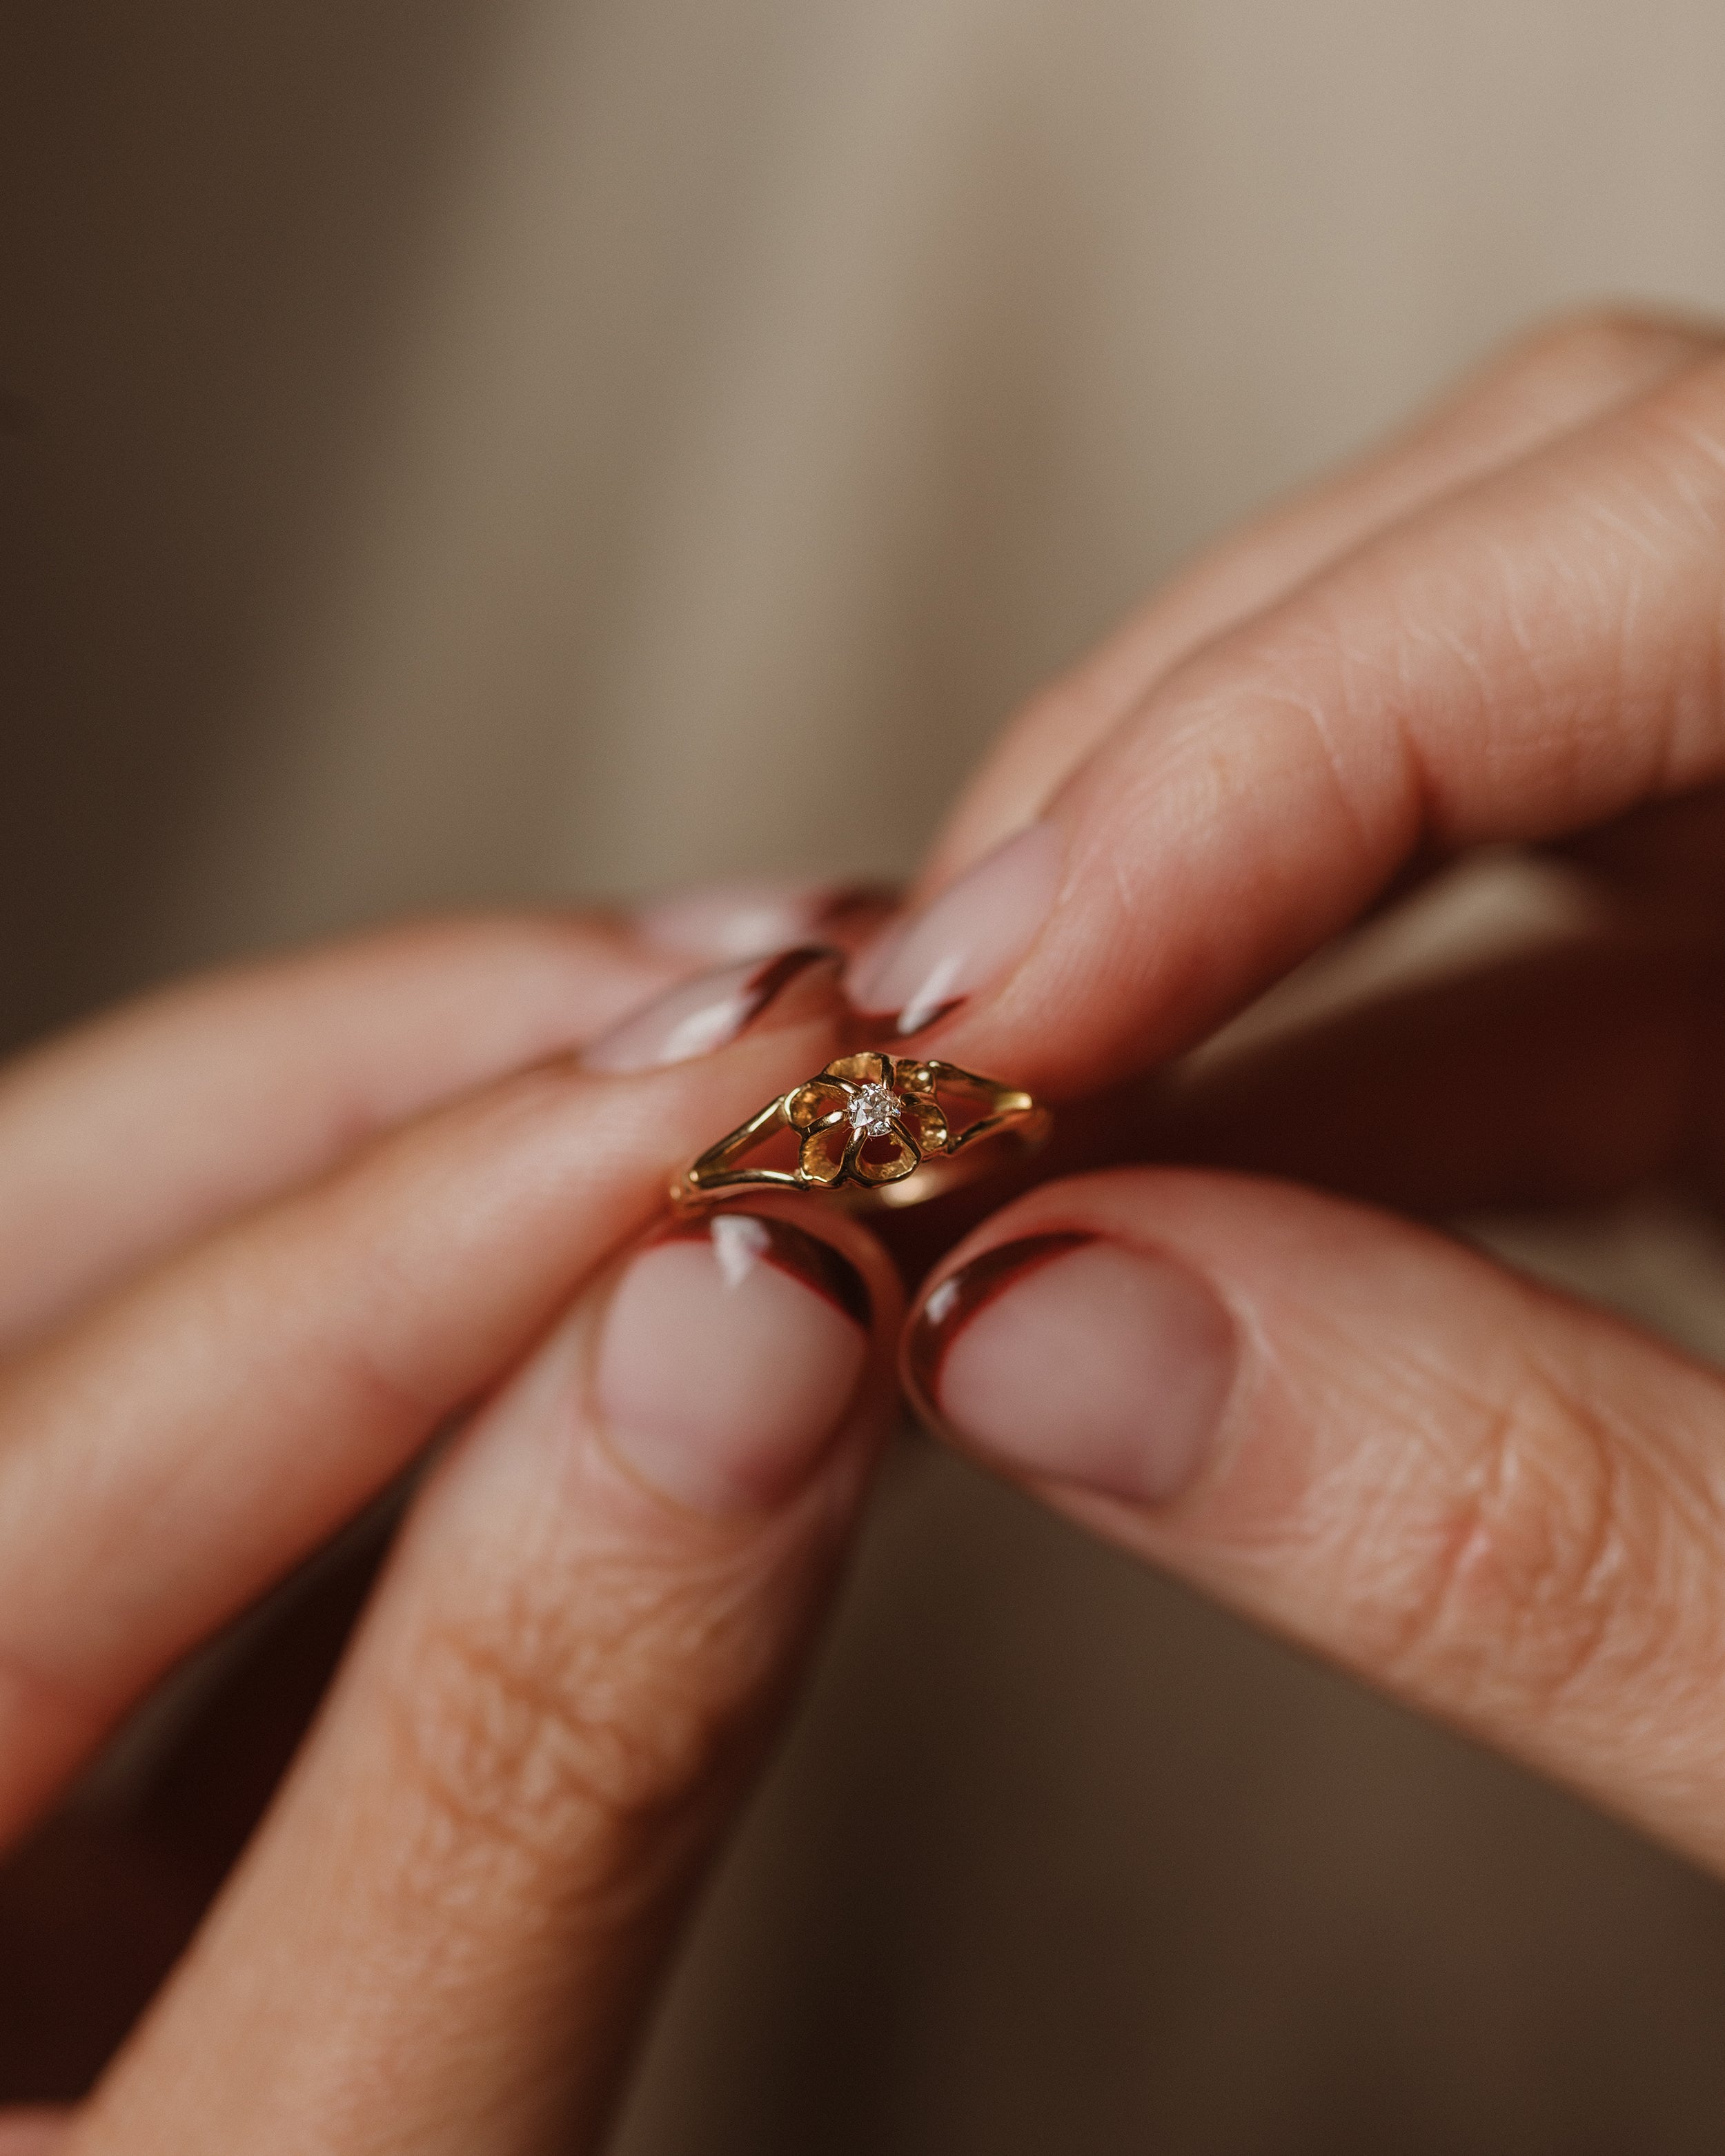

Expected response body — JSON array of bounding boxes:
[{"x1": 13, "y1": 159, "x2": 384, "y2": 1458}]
[
  {"x1": 13, "y1": 306, "x2": 1725, "y2": 2140},
  {"x1": 0, "y1": 919, "x2": 903, "y2": 2150},
  {"x1": 895, "y1": 307, "x2": 1725, "y2": 1881}
]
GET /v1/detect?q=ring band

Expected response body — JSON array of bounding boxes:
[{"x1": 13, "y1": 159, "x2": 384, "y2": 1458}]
[{"x1": 671, "y1": 1051, "x2": 1051, "y2": 1212}]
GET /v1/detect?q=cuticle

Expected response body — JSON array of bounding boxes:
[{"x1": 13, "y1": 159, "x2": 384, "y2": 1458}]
[
  {"x1": 816, "y1": 880, "x2": 900, "y2": 927},
  {"x1": 651, "y1": 1205, "x2": 872, "y2": 1332},
  {"x1": 840, "y1": 993, "x2": 967, "y2": 1044},
  {"x1": 739, "y1": 945, "x2": 846, "y2": 1034}
]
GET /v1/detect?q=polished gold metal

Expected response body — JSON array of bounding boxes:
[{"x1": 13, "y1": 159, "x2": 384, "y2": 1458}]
[{"x1": 672, "y1": 1051, "x2": 1050, "y2": 1211}]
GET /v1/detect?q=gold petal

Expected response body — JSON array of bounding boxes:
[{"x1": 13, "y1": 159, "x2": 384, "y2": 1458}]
[
  {"x1": 823, "y1": 1049, "x2": 893, "y2": 1089},
  {"x1": 901, "y1": 1093, "x2": 949, "y2": 1154},
  {"x1": 798, "y1": 1122, "x2": 850, "y2": 1186},
  {"x1": 788, "y1": 1078, "x2": 850, "y2": 1131},
  {"x1": 850, "y1": 1123, "x2": 919, "y2": 1185}
]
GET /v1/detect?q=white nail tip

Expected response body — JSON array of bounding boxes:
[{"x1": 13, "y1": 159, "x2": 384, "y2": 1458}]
[{"x1": 851, "y1": 822, "x2": 1063, "y2": 1029}]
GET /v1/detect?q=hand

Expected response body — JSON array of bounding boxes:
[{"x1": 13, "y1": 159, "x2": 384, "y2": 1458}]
[
  {"x1": 0, "y1": 916, "x2": 900, "y2": 2153},
  {"x1": 852, "y1": 310, "x2": 1725, "y2": 1876}
]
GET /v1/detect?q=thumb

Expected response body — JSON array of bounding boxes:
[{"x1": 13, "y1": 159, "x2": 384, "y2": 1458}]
[
  {"x1": 905, "y1": 1169, "x2": 1725, "y2": 1872},
  {"x1": 70, "y1": 1199, "x2": 901, "y2": 2156},
  {"x1": 0, "y1": 2115, "x2": 69, "y2": 2155}
]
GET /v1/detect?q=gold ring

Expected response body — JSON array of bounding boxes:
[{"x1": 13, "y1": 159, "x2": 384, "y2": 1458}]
[{"x1": 672, "y1": 1051, "x2": 1051, "y2": 1212}]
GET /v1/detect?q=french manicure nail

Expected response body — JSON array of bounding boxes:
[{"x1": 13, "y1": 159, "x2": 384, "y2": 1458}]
[
  {"x1": 595, "y1": 1213, "x2": 871, "y2": 1512},
  {"x1": 845, "y1": 822, "x2": 1063, "y2": 1036},
  {"x1": 634, "y1": 878, "x2": 899, "y2": 964},
  {"x1": 906, "y1": 1232, "x2": 1236, "y2": 1504},
  {"x1": 582, "y1": 946, "x2": 842, "y2": 1074}
]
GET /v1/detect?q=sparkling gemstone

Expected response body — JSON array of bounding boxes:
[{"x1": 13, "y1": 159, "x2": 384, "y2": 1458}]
[{"x1": 847, "y1": 1080, "x2": 897, "y2": 1139}]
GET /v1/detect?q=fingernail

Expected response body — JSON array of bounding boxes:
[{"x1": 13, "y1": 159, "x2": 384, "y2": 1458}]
[
  {"x1": 582, "y1": 946, "x2": 842, "y2": 1074},
  {"x1": 845, "y1": 822, "x2": 1063, "y2": 1036},
  {"x1": 634, "y1": 878, "x2": 899, "y2": 964},
  {"x1": 906, "y1": 1232, "x2": 1236, "y2": 1504},
  {"x1": 595, "y1": 1213, "x2": 871, "y2": 1512}
]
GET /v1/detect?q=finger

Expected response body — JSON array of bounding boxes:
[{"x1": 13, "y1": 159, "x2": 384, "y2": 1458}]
[
  {"x1": 860, "y1": 915, "x2": 1674, "y2": 1307},
  {"x1": 69, "y1": 1203, "x2": 900, "y2": 2156},
  {"x1": 0, "y1": 954, "x2": 845, "y2": 1846},
  {"x1": 0, "y1": 912, "x2": 685, "y2": 1351},
  {"x1": 0, "y1": 1529, "x2": 393, "y2": 2080},
  {"x1": 1122, "y1": 932, "x2": 1725, "y2": 1216},
  {"x1": 929, "y1": 308, "x2": 1724, "y2": 882},
  {"x1": 850, "y1": 347, "x2": 1725, "y2": 1090},
  {"x1": 1559, "y1": 777, "x2": 1725, "y2": 913},
  {"x1": 906, "y1": 1168, "x2": 1725, "y2": 1875},
  {"x1": 632, "y1": 876, "x2": 897, "y2": 963},
  {"x1": 0, "y1": 2114, "x2": 69, "y2": 2155}
]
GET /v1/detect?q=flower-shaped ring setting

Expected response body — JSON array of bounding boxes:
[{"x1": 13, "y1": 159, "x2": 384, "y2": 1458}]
[{"x1": 671, "y1": 1051, "x2": 1049, "y2": 1211}]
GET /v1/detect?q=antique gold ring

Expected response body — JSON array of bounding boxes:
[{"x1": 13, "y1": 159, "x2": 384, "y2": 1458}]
[{"x1": 672, "y1": 1051, "x2": 1050, "y2": 1212}]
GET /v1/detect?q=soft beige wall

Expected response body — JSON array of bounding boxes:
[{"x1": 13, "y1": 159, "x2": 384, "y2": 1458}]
[
  {"x1": 12, "y1": 0, "x2": 1725, "y2": 997},
  {"x1": 156, "y1": 0, "x2": 1725, "y2": 956}
]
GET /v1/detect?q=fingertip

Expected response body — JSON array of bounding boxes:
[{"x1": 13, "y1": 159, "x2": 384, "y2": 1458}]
[
  {"x1": 632, "y1": 878, "x2": 898, "y2": 966},
  {"x1": 0, "y1": 2110, "x2": 72, "y2": 2155},
  {"x1": 904, "y1": 1205, "x2": 1239, "y2": 1507},
  {"x1": 593, "y1": 1207, "x2": 883, "y2": 1515}
]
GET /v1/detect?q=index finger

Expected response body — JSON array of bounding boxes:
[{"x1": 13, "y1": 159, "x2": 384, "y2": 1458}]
[
  {"x1": 0, "y1": 911, "x2": 683, "y2": 1351},
  {"x1": 851, "y1": 352, "x2": 1725, "y2": 1095},
  {"x1": 0, "y1": 973, "x2": 845, "y2": 1846},
  {"x1": 929, "y1": 307, "x2": 1724, "y2": 884}
]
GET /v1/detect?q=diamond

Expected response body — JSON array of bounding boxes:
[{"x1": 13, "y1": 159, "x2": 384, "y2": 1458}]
[{"x1": 847, "y1": 1080, "x2": 897, "y2": 1139}]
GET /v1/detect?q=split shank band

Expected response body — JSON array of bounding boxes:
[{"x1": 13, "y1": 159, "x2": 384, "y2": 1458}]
[{"x1": 672, "y1": 1051, "x2": 1050, "y2": 1212}]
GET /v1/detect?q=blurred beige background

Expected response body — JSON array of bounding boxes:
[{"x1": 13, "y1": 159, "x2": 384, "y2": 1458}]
[{"x1": 9, "y1": 1, "x2": 1725, "y2": 2148}]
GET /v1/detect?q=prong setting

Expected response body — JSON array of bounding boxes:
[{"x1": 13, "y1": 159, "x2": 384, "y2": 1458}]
[{"x1": 674, "y1": 1053, "x2": 1048, "y2": 1209}]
